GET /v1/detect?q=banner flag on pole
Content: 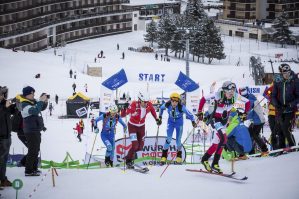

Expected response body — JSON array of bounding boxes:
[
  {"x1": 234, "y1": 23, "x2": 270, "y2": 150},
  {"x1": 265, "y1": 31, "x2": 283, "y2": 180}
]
[
  {"x1": 102, "y1": 69, "x2": 128, "y2": 90},
  {"x1": 175, "y1": 71, "x2": 199, "y2": 92}
]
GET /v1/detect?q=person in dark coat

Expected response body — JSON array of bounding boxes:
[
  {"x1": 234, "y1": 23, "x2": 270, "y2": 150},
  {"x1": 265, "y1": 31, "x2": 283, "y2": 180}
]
[
  {"x1": 0, "y1": 86, "x2": 16, "y2": 187},
  {"x1": 55, "y1": 94, "x2": 59, "y2": 104},
  {"x1": 69, "y1": 69, "x2": 73, "y2": 78},
  {"x1": 20, "y1": 86, "x2": 48, "y2": 176},
  {"x1": 271, "y1": 63, "x2": 299, "y2": 148}
]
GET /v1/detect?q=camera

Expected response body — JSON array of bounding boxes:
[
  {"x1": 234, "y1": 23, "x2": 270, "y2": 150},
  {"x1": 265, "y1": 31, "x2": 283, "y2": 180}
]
[
  {"x1": 46, "y1": 94, "x2": 50, "y2": 99},
  {"x1": 41, "y1": 93, "x2": 50, "y2": 99}
]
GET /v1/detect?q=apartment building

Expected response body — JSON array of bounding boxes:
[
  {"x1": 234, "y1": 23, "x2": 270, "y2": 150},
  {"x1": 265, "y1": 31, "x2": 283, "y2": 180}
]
[
  {"x1": 0, "y1": 0, "x2": 133, "y2": 52},
  {"x1": 223, "y1": 0, "x2": 299, "y2": 25}
]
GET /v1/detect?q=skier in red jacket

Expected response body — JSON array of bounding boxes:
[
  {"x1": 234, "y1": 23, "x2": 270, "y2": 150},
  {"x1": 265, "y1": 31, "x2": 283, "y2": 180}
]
[{"x1": 121, "y1": 91, "x2": 160, "y2": 168}]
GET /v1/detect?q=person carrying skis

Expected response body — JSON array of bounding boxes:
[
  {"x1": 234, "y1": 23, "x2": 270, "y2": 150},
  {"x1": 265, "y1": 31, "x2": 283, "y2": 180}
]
[
  {"x1": 239, "y1": 86, "x2": 269, "y2": 156},
  {"x1": 73, "y1": 123, "x2": 82, "y2": 142},
  {"x1": 225, "y1": 108, "x2": 252, "y2": 160},
  {"x1": 158, "y1": 92, "x2": 197, "y2": 164},
  {"x1": 120, "y1": 91, "x2": 160, "y2": 169},
  {"x1": 94, "y1": 104, "x2": 127, "y2": 167},
  {"x1": 197, "y1": 81, "x2": 250, "y2": 173}
]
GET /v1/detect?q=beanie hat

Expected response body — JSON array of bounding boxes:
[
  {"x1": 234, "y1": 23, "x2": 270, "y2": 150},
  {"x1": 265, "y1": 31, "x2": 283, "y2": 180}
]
[{"x1": 22, "y1": 86, "x2": 35, "y2": 96}]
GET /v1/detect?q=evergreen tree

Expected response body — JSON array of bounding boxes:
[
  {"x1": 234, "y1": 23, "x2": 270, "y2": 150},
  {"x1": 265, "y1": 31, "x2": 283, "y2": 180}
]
[
  {"x1": 157, "y1": 15, "x2": 176, "y2": 56},
  {"x1": 272, "y1": 12, "x2": 293, "y2": 48},
  {"x1": 144, "y1": 20, "x2": 157, "y2": 47},
  {"x1": 185, "y1": 0, "x2": 207, "y2": 23},
  {"x1": 203, "y1": 18, "x2": 225, "y2": 64}
]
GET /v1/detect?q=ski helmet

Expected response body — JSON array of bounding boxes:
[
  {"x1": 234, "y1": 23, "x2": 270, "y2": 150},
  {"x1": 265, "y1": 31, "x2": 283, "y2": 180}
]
[
  {"x1": 170, "y1": 92, "x2": 180, "y2": 100},
  {"x1": 279, "y1": 63, "x2": 291, "y2": 73},
  {"x1": 137, "y1": 91, "x2": 150, "y2": 102},
  {"x1": 238, "y1": 86, "x2": 248, "y2": 97},
  {"x1": 109, "y1": 104, "x2": 118, "y2": 114},
  {"x1": 222, "y1": 81, "x2": 236, "y2": 91}
]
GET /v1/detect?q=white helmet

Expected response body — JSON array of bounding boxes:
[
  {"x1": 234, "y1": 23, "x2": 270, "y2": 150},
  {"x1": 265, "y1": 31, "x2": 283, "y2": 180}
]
[
  {"x1": 137, "y1": 91, "x2": 150, "y2": 102},
  {"x1": 109, "y1": 104, "x2": 118, "y2": 114}
]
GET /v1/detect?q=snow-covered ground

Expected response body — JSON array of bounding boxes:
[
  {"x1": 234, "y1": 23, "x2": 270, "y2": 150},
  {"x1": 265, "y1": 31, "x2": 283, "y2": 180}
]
[{"x1": 1, "y1": 30, "x2": 299, "y2": 199}]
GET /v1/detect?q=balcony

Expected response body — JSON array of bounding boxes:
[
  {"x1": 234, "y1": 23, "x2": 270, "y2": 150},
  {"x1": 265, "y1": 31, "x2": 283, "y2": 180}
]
[
  {"x1": 228, "y1": 6, "x2": 256, "y2": 11},
  {"x1": 267, "y1": 0, "x2": 297, "y2": 4},
  {"x1": 227, "y1": 0, "x2": 256, "y2": 3},
  {"x1": 5, "y1": 35, "x2": 47, "y2": 49},
  {"x1": 0, "y1": 0, "x2": 24, "y2": 5},
  {"x1": 56, "y1": 18, "x2": 132, "y2": 35},
  {"x1": 0, "y1": 9, "x2": 133, "y2": 40}
]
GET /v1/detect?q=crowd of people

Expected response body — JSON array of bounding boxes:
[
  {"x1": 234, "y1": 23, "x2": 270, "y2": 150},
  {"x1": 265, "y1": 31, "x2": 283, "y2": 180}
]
[{"x1": 0, "y1": 63, "x2": 298, "y2": 192}]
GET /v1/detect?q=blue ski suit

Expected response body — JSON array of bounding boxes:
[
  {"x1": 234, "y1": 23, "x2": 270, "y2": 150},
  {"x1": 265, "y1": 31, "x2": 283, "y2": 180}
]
[
  {"x1": 159, "y1": 101, "x2": 195, "y2": 151},
  {"x1": 94, "y1": 113, "x2": 126, "y2": 160}
]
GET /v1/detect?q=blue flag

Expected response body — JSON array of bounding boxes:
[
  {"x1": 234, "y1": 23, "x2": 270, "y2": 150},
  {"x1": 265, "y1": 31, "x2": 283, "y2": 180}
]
[
  {"x1": 175, "y1": 71, "x2": 199, "y2": 92},
  {"x1": 102, "y1": 69, "x2": 128, "y2": 90}
]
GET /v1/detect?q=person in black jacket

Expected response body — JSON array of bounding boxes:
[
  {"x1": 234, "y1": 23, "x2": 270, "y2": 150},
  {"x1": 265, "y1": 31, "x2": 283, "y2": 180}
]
[
  {"x1": 271, "y1": 64, "x2": 299, "y2": 148},
  {"x1": 20, "y1": 86, "x2": 48, "y2": 176},
  {"x1": 0, "y1": 86, "x2": 16, "y2": 187}
]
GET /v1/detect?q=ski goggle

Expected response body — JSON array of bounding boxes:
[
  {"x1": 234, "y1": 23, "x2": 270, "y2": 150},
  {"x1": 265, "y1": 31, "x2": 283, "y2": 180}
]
[
  {"x1": 171, "y1": 98, "x2": 179, "y2": 102},
  {"x1": 223, "y1": 83, "x2": 236, "y2": 92}
]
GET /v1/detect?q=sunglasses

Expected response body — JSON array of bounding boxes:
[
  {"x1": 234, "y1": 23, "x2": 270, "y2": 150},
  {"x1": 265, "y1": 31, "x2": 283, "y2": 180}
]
[{"x1": 171, "y1": 99, "x2": 179, "y2": 102}]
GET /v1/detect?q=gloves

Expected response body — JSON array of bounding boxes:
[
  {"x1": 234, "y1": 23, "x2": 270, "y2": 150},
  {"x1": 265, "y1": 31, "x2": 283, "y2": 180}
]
[
  {"x1": 192, "y1": 121, "x2": 197, "y2": 128},
  {"x1": 196, "y1": 112, "x2": 204, "y2": 121},
  {"x1": 156, "y1": 117, "x2": 162, "y2": 126},
  {"x1": 94, "y1": 128, "x2": 99, "y2": 134},
  {"x1": 123, "y1": 102, "x2": 129, "y2": 109},
  {"x1": 244, "y1": 119, "x2": 252, "y2": 128}
]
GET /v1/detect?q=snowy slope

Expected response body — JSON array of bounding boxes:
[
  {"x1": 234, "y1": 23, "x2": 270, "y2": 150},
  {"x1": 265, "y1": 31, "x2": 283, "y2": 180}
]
[{"x1": 1, "y1": 30, "x2": 299, "y2": 199}]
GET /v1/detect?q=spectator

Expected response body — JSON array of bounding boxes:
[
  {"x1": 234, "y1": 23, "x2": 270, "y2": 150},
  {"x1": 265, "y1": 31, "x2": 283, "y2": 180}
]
[
  {"x1": 0, "y1": 86, "x2": 16, "y2": 187},
  {"x1": 49, "y1": 103, "x2": 53, "y2": 116},
  {"x1": 161, "y1": 54, "x2": 163, "y2": 61},
  {"x1": 155, "y1": 53, "x2": 158, "y2": 60},
  {"x1": 117, "y1": 43, "x2": 119, "y2": 50},
  {"x1": 20, "y1": 86, "x2": 48, "y2": 176},
  {"x1": 91, "y1": 117, "x2": 95, "y2": 132},
  {"x1": 73, "y1": 123, "x2": 82, "y2": 142},
  {"x1": 122, "y1": 52, "x2": 125, "y2": 59},
  {"x1": 72, "y1": 83, "x2": 76, "y2": 93},
  {"x1": 55, "y1": 94, "x2": 59, "y2": 105},
  {"x1": 74, "y1": 71, "x2": 77, "y2": 79},
  {"x1": 271, "y1": 64, "x2": 299, "y2": 148},
  {"x1": 79, "y1": 119, "x2": 84, "y2": 134},
  {"x1": 69, "y1": 69, "x2": 73, "y2": 78},
  {"x1": 100, "y1": 50, "x2": 103, "y2": 58},
  {"x1": 84, "y1": 83, "x2": 88, "y2": 92}
]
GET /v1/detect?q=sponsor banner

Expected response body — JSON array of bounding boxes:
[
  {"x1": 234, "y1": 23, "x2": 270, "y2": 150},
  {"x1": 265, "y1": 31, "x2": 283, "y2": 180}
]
[
  {"x1": 185, "y1": 89, "x2": 200, "y2": 114},
  {"x1": 100, "y1": 85, "x2": 114, "y2": 112},
  {"x1": 76, "y1": 107, "x2": 88, "y2": 117},
  {"x1": 114, "y1": 136, "x2": 186, "y2": 166}
]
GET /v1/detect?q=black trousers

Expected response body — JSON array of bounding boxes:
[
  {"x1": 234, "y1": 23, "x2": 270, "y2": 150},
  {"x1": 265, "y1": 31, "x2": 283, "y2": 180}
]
[
  {"x1": 226, "y1": 137, "x2": 245, "y2": 156},
  {"x1": 276, "y1": 112, "x2": 296, "y2": 147},
  {"x1": 249, "y1": 123, "x2": 268, "y2": 153},
  {"x1": 17, "y1": 131, "x2": 28, "y2": 166},
  {"x1": 269, "y1": 115, "x2": 285, "y2": 149},
  {"x1": 24, "y1": 133, "x2": 41, "y2": 173}
]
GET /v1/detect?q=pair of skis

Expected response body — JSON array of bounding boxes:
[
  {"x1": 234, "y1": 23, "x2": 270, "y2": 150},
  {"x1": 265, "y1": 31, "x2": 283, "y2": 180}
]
[
  {"x1": 186, "y1": 169, "x2": 248, "y2": 181},
  {"x1": 121, "y1": 164, "x2": 149, "y2": 174}
]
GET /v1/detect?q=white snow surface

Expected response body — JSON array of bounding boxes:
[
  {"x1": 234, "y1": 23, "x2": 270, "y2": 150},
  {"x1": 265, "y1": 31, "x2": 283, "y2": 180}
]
[{"x1": 0, "y1": 30, "x2": 299, "y2": 199}]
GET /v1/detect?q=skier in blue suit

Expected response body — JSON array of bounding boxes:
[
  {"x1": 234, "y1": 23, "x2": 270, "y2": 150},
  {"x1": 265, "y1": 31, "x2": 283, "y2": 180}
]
[
  {"x1": 94, "y1": 104, "x2": 127, "y2": 167},
  {"x1": 158, "y1": 92, "x2": 197, "y2": 164}
]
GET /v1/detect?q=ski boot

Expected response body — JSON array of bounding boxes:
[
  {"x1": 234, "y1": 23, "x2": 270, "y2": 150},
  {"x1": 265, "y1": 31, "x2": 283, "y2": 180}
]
[
  {"x1": 125, "y1": 159, "x2": 135, "y2": 169},
  {"x1": 160, "y1": 149, "x2": 168, "y2": 165},
  {"x1": 211, "y1": 164, "x2": 223, "y2": 174},
  {"x1": 176, "y1": 150, "x2": 182, "y2": 164},
  {"x1": 261, "y1": 151, "x2": 269, "y2": 157},
  {"x1": 237, "y1": 154, "x2": 248, "y2": 160},
  {"x1": 201, "y1": 153, "x2": 212, "y2": 172},
  {"x1": 105, "y1": 156, "x2": 111, "y2": 167}
]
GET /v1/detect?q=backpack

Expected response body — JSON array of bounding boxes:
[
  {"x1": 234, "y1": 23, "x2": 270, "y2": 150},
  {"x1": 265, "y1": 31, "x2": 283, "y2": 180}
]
[{"x1": 11, "y1": 111, "x2": 23, "y2": 133}]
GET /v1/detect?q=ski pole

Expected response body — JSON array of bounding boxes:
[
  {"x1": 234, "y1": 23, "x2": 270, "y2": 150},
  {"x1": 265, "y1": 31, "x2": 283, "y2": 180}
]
[
  {"x1": 123, "y1": 115, "x2": 128, "y2": 172},
  {"x1": 87, "y1": 133, "x2": 98, "y2": 169},
  {"x1": 153, "y1": 126, "x2": 160, "y2": 164},
  {"x1": 160, "y1": 127, "x2": 196, "y2": 178}
]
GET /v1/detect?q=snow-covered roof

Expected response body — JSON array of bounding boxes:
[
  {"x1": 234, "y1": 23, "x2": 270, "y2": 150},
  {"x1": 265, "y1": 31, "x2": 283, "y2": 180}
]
[{"x1": 125, "y1": 0, "x2": 179, "y2": 6}]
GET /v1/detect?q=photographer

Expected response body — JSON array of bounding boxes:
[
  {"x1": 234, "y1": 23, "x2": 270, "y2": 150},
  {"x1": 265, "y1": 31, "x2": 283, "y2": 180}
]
[
  {"x1": 0, "y1": 86, "x2": 17, "y2": 187},
  {"x1": 20, "y1": 86, "x2": 48, "y2": 176}
]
